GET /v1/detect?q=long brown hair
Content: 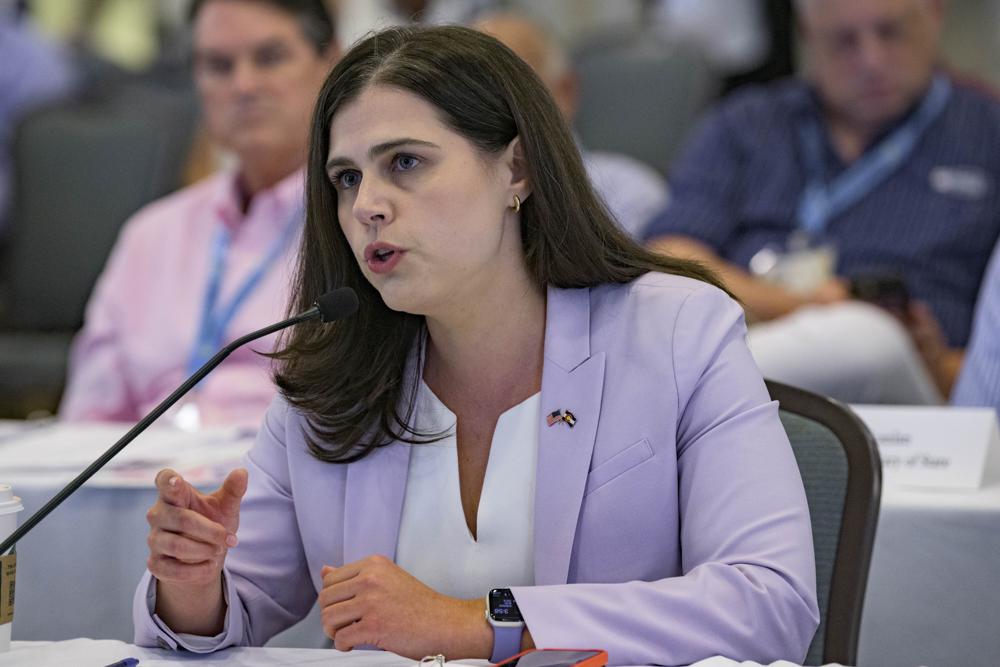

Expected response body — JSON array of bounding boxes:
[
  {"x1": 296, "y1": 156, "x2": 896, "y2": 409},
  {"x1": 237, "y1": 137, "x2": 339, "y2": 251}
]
[{"x1": 274, "y1": 25, "x2": 725, "y2": 463}]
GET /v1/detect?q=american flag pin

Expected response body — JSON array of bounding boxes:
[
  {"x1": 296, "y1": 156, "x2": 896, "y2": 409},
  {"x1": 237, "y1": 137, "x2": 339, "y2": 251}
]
[{"x1": 546, "y1": 409, "x2": 577, "y2": 428}]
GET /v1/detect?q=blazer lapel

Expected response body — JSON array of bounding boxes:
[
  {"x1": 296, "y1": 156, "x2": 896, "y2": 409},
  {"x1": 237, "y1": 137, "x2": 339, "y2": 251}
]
[
  {"x1": 343, "y1": 349, "x2": 422, "y2": 565},
  {"x1": 342, "y1": 440, "x2": 411, "y2": 565},
  {"x1": 534, "y1": 285, "x2": 605, "y2": 585}
]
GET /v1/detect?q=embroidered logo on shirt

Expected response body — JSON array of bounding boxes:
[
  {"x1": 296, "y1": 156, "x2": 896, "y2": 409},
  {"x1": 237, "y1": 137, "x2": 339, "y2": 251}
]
[
  {"x1": 546, "y1": 409, "x2": 577, "y2": 428},
  {"x1": 929, "y1": 166, "x2": 991, "y2": 200}
]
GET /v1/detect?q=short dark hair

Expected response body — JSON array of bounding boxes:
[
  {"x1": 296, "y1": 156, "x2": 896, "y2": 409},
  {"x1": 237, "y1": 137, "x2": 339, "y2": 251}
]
[
  {"x1": 189, "y1": 0, "x2": 335, "y2": 53},
  {"x1": 275, "y1": 25, "x2": 725, "y2": 463}
]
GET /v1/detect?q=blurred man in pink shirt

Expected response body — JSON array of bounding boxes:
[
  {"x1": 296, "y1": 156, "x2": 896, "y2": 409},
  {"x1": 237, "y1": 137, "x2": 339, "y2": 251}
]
[{"x1": 60, "y1": 0, "x2": 339, "y2": 428}]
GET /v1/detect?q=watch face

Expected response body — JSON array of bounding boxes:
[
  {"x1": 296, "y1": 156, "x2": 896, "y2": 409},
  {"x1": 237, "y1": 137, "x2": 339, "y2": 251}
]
[{"x1": 489, "y1": 588, "x2": 523, "y2": 622}]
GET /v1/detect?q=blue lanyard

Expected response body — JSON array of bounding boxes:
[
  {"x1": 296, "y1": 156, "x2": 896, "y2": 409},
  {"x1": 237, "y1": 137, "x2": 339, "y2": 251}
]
[
  {"x1": 796, "y1": 75, "x2": 952, "y2": 237},
  {"x1": 186, "y1": 207, "x2": 302, "y2": 376}
]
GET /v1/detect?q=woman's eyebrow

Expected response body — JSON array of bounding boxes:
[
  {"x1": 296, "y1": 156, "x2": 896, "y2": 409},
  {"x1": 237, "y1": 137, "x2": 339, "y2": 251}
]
[{"x1": 326, "y1": 138, "x2": 440, "y2": 172}]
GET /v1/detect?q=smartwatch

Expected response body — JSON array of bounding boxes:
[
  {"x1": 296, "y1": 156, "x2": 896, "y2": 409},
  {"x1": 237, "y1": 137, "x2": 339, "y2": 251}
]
[{"x1": 485, "y1": 587, "x2": 524, "y2": 663}]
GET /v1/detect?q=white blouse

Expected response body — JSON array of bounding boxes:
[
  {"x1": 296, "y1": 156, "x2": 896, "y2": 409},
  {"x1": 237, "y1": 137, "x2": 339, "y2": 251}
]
[{"x1": 395, "y1": 381, "x2": 540, "y2": 600}]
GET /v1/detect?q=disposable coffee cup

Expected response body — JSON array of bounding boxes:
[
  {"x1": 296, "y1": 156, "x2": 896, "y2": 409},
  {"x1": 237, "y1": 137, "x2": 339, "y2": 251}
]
[{"x1": 0, "y1": 484, "x2": 24, "y2": 653}]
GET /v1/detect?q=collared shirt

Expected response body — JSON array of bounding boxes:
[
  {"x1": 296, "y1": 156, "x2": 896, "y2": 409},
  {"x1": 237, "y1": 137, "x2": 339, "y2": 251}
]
[
  {"x1": 953, "y1": 242, "x2": 1000, "y2": 416},
  {"x1": 643, "y1": 74, "x2": 1000, "y2": 347},
  {"x1": 60, "y1": 168, "x2": 304, "y2": 428}
]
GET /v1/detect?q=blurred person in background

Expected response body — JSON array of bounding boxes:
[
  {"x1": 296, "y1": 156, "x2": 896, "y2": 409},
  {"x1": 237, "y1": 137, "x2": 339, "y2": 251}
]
[
  {"x1": 60, "y1": 0, "x2": 339, "y2": 429},
  {"x1": 476, "y1": 11, "x2": 669, "y2": 238},
  {"x1": 0, "y1": 5, "x2": 77, "y2": 240},
  {"x1": 644, "y1": 0, "x2": 1000, "y2": 404},
  {"x1": 952, "y1": 242, "x2": 1000, "y2": 416}
]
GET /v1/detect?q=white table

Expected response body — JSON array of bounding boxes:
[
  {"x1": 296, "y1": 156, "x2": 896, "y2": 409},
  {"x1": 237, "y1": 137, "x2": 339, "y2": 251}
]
[
  {"x1": 2, "y1": 422, "x2": 996, "y2": 666},
  {"x1": 0, "y1": 639, "x2": 834, "y2": 667},
  {"x1": 0, "y1": 639, "x2": 464, "y2": 666},
  {"x1": 0, "y1": 421, "x2": 323, "y2": 649},
  {"x1": 856, "y1": 473, "x2": 1000, "y2": 667}
]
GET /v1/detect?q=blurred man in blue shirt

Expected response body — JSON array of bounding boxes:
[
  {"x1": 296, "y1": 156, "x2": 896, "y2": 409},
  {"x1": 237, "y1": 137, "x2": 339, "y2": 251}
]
[{"x1": 645, "y1": 0, "x2": 1000, "y2": 404}]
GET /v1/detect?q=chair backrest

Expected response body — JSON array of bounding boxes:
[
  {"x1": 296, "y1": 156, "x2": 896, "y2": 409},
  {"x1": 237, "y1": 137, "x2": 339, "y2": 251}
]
[
  {"x1": 765, "y1": 379, "x2": 881, "y2": 666},
  {"x1": 2, "y1": 83, "x2": 198, "y2": 331},
  {"x1": 571, "y1": 29, "x2": 719, "y2": 175}
]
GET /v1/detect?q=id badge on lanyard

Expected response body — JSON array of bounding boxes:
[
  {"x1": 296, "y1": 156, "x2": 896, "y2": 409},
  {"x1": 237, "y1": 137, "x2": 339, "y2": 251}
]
[
  {"x1": 750, "y1": 75, "x2": 952, "y2": 294},
  {"x1": 171, "y1": 207, "x2": 302, "y2": 431}
]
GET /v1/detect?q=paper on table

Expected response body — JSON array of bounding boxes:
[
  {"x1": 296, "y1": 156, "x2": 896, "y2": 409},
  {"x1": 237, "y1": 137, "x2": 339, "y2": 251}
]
[
  {"x1": 687, "y1": 658, "x2": 848, "y2": 667},
  {"x1": 0, "y1": 423, "x2": 254, "y2": 488}
]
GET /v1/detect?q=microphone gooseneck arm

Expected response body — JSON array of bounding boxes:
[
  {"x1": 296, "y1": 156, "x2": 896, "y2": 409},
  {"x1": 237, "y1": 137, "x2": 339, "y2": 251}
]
[{"x1": 0, "y1": 288, "x2": 358, "y2": 556}]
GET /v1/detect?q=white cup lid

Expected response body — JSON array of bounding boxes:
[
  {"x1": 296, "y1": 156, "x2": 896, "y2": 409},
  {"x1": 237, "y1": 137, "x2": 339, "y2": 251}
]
[{"x1": 0, "y1": 484, "x2": 23, "y2": 514}]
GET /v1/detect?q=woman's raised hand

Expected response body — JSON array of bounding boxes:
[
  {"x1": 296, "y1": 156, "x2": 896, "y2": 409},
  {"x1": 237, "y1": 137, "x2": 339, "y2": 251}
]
[{"x1": 146, "y1": 467, "x2": 248, "y2": 585}]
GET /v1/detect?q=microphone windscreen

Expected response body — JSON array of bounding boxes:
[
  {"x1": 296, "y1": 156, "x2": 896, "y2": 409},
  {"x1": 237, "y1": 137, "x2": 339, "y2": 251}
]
[{"x1": 314, "y1": 287, "x2": 359, "y2": 323}]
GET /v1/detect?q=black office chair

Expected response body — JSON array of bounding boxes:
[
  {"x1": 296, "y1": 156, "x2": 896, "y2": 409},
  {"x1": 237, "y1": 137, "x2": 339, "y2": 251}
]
[
  {"x1": 0, "y1": 83, "x2": 198, "y2": 417},
  {"x1": 766, "y1": 379, "x2": 881, "y2": 666}
]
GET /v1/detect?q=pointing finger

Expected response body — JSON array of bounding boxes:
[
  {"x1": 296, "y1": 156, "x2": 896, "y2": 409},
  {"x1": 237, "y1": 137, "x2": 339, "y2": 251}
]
[{"x1": 213, "y1": 468, "x2": 249, "y2": 516}]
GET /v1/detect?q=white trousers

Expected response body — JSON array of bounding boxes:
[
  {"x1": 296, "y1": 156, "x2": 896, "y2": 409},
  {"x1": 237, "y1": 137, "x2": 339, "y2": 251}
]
[{"x1": 747, "y1": 302, "x2": 943, "y2": 405}]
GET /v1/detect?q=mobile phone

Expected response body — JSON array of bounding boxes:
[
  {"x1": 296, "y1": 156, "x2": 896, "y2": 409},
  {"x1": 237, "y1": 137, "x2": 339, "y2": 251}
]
[
  {"x1": 494, "y1": 648, "x2": 608, "y2": 667},
  {"x1": 849, "y1": 272, "x2": 910, "y2": 314}
]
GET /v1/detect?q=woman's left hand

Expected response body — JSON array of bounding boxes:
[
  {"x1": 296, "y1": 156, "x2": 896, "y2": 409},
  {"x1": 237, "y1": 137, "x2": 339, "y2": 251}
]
[{"x1": 318, "y1": 554, "x2": 492, "y2": 659}]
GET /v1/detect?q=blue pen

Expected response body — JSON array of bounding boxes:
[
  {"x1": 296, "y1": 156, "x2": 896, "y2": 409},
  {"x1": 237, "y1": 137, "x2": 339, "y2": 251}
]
[{"x1": 103, "y1": 659, "x2": 139, "y2": 667}]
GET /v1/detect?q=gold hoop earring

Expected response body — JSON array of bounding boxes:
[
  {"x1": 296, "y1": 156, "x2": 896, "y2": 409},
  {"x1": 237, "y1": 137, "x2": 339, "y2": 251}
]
[{"x1": 511, "y1": 194, "x2": 521, "y2": 213}]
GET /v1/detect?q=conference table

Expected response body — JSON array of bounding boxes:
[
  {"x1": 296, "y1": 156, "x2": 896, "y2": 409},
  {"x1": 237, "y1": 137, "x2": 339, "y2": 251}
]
[
  {"x1": 0, "y1": 639, "x2": 848, "y2": 667},
  {"x1": 1, "y1": 420, "x2": 997, "y2": 667},
  {"x1": 856, "y1": 472, "x2": 1000, "y2": 667}
]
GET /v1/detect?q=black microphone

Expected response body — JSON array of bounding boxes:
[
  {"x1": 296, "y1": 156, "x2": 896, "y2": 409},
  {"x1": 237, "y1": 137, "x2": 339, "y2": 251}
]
[{"x1": 0, "y1": 287, "x2": 359, "y2": 555}]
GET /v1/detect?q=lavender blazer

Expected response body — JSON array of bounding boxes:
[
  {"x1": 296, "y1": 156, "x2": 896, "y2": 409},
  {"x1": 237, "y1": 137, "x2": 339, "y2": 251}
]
[{"x1": 134, "y1": 273, "x2": 819, "y2": 665}]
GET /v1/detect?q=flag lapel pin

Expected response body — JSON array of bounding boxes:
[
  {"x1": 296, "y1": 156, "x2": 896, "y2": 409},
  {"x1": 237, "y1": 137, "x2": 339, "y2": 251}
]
[{"x1": 546, "y1": 409, "x2": 577, "y2": 428}]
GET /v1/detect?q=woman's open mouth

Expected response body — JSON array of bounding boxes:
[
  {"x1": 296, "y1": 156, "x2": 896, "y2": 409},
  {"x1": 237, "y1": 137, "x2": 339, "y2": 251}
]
[{"x1": 364, "y1": 243, "x2": 406, "y2": 274}]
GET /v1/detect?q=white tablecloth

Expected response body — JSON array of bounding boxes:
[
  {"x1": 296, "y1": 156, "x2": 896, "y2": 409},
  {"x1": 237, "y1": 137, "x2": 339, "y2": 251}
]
[
  {"x1": 0, "y1": 421, "x2": 324, "y2": 650},
  {"x1": 856, "y1": 468, "x2": 1000, "y2": 667},
  {"x1": 2, "y1": 422, "x2": 996, "y2": 666},
  {"x1": 0, "y1": 639, "x2": 837, "y2": 667},
  {"x1": 0, "y1": 639, "x2": 480, "y2": 666}
]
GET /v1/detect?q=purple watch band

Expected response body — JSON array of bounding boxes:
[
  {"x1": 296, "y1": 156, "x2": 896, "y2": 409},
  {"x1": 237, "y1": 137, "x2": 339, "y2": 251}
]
[{"x1": 490, "y1": 624, "x2": 522, "y2": 663}]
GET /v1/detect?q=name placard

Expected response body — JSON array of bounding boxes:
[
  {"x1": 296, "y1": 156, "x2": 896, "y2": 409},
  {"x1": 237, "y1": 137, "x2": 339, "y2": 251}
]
[{"x1": 850, "y1": 405, "x2": 1000, "y2": 489}]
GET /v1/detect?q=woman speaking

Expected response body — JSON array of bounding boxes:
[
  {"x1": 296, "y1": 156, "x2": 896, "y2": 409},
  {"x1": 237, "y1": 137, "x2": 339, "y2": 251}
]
[{"x1": 135, "y1": 25, "x2": 819, "y2": 666}]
